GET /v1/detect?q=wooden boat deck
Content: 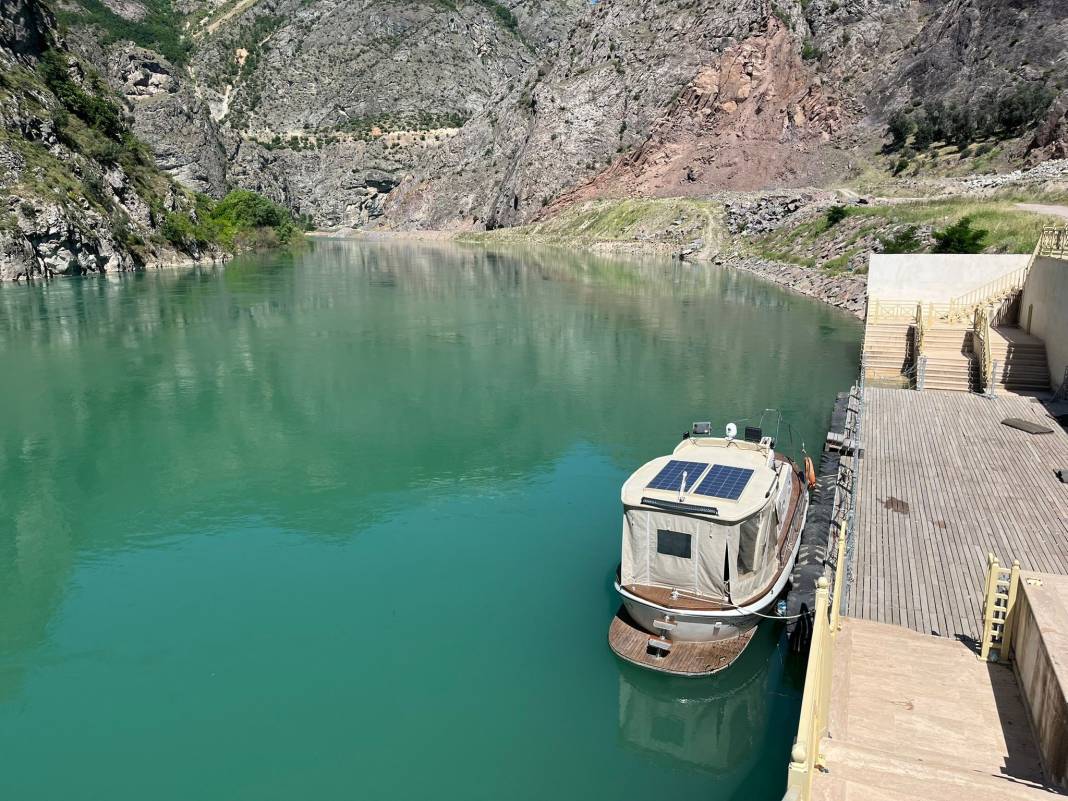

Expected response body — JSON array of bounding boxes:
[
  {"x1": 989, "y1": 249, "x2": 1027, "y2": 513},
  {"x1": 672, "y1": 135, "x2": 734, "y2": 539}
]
[
  {"x1": 847, "y1": 387, "x2": 1068, "y2": 642},
  {"x1": 608, "y1": 611, "x2": 755, "y2": 677}
]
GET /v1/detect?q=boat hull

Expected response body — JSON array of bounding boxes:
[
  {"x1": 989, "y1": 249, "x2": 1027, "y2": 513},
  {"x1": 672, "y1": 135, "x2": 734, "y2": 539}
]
[{"x1": 618, "y1": 594, "x2": 762, "y2": 643}]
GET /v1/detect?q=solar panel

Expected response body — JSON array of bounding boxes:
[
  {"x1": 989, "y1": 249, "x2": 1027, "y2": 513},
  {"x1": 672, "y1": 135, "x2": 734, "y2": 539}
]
[
  {"x1": 646, "y1": 460, "x2": 708, "y2": 492},
  {"x1": 693, "y1": 465, "x2": 755, "y2": 500}
]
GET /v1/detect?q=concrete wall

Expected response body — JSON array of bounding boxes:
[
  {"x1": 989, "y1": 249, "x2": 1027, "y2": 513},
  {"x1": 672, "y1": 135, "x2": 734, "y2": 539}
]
[
  {"x1": 1019, "y1": 256, "x2": 1068, "y2": 388},
  {"x1": 868, "y1": 254, "x2": 1031, "y2": 303},
  {"x1": 1012, "y1": 573, "x2": 1068, "y2": 789}
]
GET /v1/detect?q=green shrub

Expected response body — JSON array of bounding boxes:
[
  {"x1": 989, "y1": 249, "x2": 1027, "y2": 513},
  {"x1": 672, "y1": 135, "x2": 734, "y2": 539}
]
[
  {"x1": 801, "y1": 39, "x2": 821, "y2": 61},
  {"x1": 825, "y1": 205, "x2": 848, "y2": 227},
  {"x1": 879, "y1": 225, "x2": 922, "y2": 254},
  {"x1": 932, "y1": 216, "x2": 987, "y2": 253}
]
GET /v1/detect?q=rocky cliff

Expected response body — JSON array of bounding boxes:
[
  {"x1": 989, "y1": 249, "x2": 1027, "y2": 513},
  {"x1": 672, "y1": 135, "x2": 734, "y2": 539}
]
[
  {"x1": 33, "y1": 0, "x2": 1068, "y2": 236},
  {"x1": 0, "y1": 0, "x2": 223, "y2": 280}
]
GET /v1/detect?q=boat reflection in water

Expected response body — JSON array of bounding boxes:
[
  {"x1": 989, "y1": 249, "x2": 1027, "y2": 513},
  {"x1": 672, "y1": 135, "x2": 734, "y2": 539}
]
[{"x1": 615, "y1": 622, "x2": 791, "y2": 787}]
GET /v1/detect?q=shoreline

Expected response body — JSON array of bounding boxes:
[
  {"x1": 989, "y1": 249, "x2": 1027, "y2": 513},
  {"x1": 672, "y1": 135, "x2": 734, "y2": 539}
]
[{"x1": 311, "y1": 228, "x2": 867, "y2": 318}]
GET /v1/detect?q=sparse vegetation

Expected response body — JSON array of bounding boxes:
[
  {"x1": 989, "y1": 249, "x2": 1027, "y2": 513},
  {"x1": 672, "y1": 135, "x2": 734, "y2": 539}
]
[
  {"x1": 752, "y1": 199, "x2": 1059, "y2": 271},
  {"x1": 801, "y1": 39, "x2": 822, "y2": 61},
  {"x1": 38, "y1": 50, "x2": 125, "y2": 141},
  {"x1": 56, "y1": 0, "x2": 191, "y2": 65},
  {"x1": 879, "y1": 225, "x2": 922, "y2": 254},
  {"x1": 885, "y1": 83, "x2": 1056, "y2": 153}
]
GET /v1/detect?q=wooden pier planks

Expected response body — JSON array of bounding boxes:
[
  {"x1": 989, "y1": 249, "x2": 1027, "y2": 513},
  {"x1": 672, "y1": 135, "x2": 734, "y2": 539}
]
[
  {"x1": 846, "y1": 387, "x2": 1068, "y2": 642},
  {"x1": 608, "y1": 612, "x2": 755, "y2": 677}
]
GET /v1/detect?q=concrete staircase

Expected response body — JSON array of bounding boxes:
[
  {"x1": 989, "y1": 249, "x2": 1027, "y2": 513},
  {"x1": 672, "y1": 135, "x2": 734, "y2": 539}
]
[
  {"x1": 987, "y1": 327, "x2": 1052, "y2": 395},
  {"x1": 921, "y1": 323, "x2": 978, "y2": 393},
  {"x1": 862, "y1": 321, "x2": 912, "y2": 383}
]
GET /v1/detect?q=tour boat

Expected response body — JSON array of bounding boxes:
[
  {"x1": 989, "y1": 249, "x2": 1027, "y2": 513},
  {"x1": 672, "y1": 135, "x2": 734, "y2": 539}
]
[{"x1": 608, "y1": 419, "x2": 811, "y2": 676}]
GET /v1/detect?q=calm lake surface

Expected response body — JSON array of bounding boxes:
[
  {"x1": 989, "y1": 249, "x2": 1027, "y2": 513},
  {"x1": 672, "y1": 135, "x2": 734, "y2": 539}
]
[{"x1": 0, "y1": 240, "x2": 862, "y2": 800}]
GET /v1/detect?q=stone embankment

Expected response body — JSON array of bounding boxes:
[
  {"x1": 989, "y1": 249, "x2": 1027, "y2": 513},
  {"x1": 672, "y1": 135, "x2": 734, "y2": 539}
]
[
  {"x1": 957, "y1": 158, "x2": 1068, "y2": 191},
  {"x1": 715, "y1": 255, "x2": 866, "y2": 317}
]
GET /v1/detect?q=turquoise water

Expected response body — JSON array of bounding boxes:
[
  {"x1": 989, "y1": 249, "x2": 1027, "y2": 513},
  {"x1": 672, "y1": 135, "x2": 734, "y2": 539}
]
[{"x1": 0, "y1": 241, "x2": 862, "y2": 800}]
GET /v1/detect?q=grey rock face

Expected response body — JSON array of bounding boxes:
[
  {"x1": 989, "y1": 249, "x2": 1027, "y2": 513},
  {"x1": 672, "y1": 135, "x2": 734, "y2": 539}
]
[
  {"x1": 0, "y1": 0, "x2": 210, "y2": 281},
  {"x1": 0, "y1": 0, "x2": 55, "y2": 62},
  {"x1": 67, "y1": 35, "x2": 232, "y2": 196},
  {"x1": 34, "y1": 0, "x2": 1068, "y2": 236}
]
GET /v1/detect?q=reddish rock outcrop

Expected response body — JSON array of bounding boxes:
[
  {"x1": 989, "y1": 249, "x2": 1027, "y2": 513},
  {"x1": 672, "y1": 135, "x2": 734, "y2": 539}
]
[{"x1": 554, "y1": 18, "x2": 845, "y2": 208}]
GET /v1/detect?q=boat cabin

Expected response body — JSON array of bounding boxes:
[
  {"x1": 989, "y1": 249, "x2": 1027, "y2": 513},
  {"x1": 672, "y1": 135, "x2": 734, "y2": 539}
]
[{"x1": 619, "y1": 436, "x2": 796, "y2": 606}]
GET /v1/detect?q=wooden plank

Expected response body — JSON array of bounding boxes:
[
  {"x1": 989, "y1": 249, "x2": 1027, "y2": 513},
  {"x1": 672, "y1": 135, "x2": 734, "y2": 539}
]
[{"x1": 846, "y1": 387, "x2": 1068, "y2": 642}]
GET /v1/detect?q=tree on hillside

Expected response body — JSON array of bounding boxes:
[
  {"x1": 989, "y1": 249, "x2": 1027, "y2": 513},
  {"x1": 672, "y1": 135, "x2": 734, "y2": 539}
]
[
  {"x1": 886, "y1": 110, "x2": 913, "y2": 152},
  {"x1": 932, "y1": 217, "x2": 987, "y2": 254}
]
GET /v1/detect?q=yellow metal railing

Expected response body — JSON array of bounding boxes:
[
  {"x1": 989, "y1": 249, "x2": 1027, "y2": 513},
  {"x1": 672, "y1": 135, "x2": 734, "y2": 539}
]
[
  {"x1": 980, "y1": 553, "x2": 1020, "y2": 663},
  {"x1": 867, "y1": 299, "x2": 920, "y2": 323},
  {"x1": 973, "y1": 304, "x2": 992, "y2": 393},
  {"x1": 1038, "y1": 226, "x2": 1068, "y2": 259},
  {"x1": 947, "y1": 266, "x2": 1030, "y2": 320},
  {"x1": 785, "y1": 522, "x2": 847, "y2": 801}
]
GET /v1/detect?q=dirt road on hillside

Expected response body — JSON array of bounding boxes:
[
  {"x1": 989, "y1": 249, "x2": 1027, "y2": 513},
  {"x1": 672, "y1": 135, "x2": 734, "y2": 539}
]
[{"x1": 1015, "y1": 203, "x2": 1068, "y2": 220}]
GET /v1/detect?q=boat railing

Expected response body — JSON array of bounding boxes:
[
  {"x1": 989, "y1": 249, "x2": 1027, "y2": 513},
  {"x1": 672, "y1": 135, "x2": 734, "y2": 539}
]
[{"x1": 783, "y1": 520, "x2": 847, "y2": 801}]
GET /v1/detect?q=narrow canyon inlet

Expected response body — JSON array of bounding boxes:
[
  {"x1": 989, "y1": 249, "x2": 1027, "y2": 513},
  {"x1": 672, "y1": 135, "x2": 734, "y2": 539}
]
[{"x1": 0, "y1": 241, "x2": 861, "y2": 800}]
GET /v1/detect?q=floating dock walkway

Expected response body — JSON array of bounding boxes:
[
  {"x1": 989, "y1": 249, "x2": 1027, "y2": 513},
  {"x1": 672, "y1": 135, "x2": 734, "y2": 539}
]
[
  {"x1": 785, "y1": 229, "x2": 1068, "y2": 801},
  {"x1": 847, "y1": 387, "x2": 1068, "y2": 642}
]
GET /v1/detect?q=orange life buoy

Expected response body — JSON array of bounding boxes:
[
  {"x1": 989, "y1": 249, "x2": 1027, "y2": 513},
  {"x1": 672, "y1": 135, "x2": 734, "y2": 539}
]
[{"x1": 804, "y1": 455, "x2": 817, "y2": 489}]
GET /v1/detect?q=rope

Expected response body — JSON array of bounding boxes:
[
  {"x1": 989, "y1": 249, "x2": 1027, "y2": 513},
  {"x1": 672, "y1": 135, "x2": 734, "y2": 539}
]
[{"x1": 664, "y1": 588, "x2": 815, "y2": 621}]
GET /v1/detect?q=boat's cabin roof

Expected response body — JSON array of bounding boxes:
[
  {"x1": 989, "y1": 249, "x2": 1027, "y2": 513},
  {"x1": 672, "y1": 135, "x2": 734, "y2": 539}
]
[{"x1": 620, "y1": 437, "x2": 781, "y2": 523}]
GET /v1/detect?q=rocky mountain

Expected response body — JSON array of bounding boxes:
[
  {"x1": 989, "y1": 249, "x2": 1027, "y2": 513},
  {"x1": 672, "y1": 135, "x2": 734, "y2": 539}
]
[
  {"x1": 6, "y1": 0, "x2": 1068, "y2": 265},
  {"x1": 0, "y1": 0, "x2": 212, "y2": 280}
]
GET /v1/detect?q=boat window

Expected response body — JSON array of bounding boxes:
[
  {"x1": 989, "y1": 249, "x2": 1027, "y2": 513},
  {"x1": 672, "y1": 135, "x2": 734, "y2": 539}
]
[
  {"x1": 656, "y1": 529, "x2": 692, "y2": 559},
  {"x1": 737, "y1": 515, "x2": 763, "y2": 575},
  {"x1": 764, "y1": 508, "x2": 780, "y2": 561}
]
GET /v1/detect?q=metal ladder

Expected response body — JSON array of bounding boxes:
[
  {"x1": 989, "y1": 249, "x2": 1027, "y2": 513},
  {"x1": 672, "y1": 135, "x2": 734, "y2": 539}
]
[{"x1": 979, "y1": 554, "x2": 1020, "y2": 663}]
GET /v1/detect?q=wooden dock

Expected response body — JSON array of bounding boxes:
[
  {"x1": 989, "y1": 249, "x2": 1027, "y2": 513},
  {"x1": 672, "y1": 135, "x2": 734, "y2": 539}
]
[
  {"x1": 608, "y1": 611, "x2": 755, "y2": 677},
  {"x1": 812, "y1": 618, "x2": 1052, "y2": 800},
  {"x1": 847, "y1": 387, "x2": 1068, "y2": 642}
]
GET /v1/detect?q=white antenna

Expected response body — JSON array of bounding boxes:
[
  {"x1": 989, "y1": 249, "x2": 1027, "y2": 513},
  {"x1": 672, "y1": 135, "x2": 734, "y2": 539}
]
[
  {"x1": 679, "y1": 470, "x2": 687, "y2": 500},
  {"x1": 725, "y1": 422, "x2": 737, "y2": 441}
]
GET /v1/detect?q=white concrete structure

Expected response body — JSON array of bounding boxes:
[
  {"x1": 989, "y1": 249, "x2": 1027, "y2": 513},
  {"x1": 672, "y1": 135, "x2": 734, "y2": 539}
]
[
  {"x1": 1020, "y1": 256, "x2": 1068, "y2": 389},
  {"x1": 868, "y1": 254, "x2": 1031, "y2": 303}
]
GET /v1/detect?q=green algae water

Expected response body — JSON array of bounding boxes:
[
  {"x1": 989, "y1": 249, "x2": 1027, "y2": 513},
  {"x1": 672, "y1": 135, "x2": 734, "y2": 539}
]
[{"x1": 0, "y1": 240, "x2": 862, "y2": 800}]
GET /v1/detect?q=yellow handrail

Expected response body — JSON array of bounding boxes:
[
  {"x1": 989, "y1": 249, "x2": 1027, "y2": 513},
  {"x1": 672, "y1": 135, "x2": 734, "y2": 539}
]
[
  {"x1": 972, "y1": 304, "x2": 992, "y2": 392},
  {"x1": 1037, "y1": 226, "x2": 1068, "y2": 259},
  {"x1": 948, "y1": 266, "x2": 1029, "y2": 317},
  {"x1": 914, "y1": 302, "x2": 924, "y2": 350},
  {"x1": 786, "y1": 521, "x2": 848, "y2": 800}
]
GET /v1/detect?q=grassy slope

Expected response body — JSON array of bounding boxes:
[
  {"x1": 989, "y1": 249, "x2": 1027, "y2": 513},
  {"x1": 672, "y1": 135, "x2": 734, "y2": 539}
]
[
  {"x1": 463, "y1": 194, "x2": 1064, "y2": 279},
  {"x1": 462, "y1": 198, "x2": 724, "y2": 253},
  {"x1": 751, "y1": 199, "x2": 1063, "y2": 274}
]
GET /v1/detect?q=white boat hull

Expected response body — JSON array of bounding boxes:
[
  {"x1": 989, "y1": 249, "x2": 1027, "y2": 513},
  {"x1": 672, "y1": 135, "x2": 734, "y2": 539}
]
[{"x1": 619, "y1": 596, "x2": 760, "y2": 642}]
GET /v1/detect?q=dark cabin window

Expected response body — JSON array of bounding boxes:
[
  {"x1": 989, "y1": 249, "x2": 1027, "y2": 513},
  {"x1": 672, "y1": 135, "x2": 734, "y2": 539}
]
[{"x1": 657, "y1": 529, "x2": 692, "y2": 559}]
